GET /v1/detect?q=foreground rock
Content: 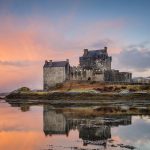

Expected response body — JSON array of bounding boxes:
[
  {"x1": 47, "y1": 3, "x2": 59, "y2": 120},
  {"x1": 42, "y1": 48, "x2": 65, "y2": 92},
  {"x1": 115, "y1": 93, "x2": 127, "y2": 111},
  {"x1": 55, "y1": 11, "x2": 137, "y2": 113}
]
[{"x1": 11, "y1": 87, "x2": 31, "y2": 93}]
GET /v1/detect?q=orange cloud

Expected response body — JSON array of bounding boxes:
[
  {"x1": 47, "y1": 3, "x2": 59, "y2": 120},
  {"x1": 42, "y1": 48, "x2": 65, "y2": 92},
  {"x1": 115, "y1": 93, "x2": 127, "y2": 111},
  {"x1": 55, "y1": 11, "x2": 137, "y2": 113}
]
[{"x1": 0, "y1": 14, "x2": 124, "y2": 92}]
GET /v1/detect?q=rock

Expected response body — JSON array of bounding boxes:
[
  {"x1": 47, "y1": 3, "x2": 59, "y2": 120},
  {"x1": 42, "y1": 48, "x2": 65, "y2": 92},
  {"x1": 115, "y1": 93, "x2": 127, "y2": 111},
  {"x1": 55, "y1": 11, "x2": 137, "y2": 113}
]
[
  {"x1": 11, "y1": 87, "x2": 31, "y2": 93},
  {"x1": 119, "y1": 89, "x2": 130, "y2": 94},
  {"x1": 111, "y1": 144, "x2": 117, "y2": 147},
  {"x1": 108, "y1": 139, "x2": 115, "y2": 143},
  {"x1": 135, "y1": 91, "x2": 148, "y2": 94},
  {"x1": 121, "y1": 106, "x2": 129, "y2": 110},
  {"x1": 118, "y1": 144, "x2": 135, "y2": 149},
  {"x1": 124, "y1": 145, "x2": 135, "y2": 149}
]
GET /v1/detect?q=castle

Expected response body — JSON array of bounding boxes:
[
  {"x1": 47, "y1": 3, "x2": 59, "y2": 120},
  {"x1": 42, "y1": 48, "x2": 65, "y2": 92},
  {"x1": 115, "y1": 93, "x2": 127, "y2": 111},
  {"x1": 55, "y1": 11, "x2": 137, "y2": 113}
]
[{"x1": 43, "y1": 47, "x2": 132, "y2": 90}]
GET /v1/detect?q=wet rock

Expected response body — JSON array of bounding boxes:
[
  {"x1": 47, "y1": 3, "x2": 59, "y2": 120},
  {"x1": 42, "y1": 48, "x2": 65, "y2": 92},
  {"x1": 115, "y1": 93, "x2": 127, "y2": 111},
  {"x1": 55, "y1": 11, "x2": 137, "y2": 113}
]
[
  {"x1": 121, "y1": 106, "x2": 129, "y2": 110},
  {"x1": 111, "y1": 144, "x2": 117, "y2": 147},
  {"x1": 108, "y1": 139, "x2": 115, "y2": 143},
  {"x1": 118, "y1": 144, "x2": 135, "y2": 149},
  {"x1": 119, "y1": 90, "x2": 130, "y2": 95},
  {"x1": 11, "y1": 87, "x2": 31, "y2": 94}
]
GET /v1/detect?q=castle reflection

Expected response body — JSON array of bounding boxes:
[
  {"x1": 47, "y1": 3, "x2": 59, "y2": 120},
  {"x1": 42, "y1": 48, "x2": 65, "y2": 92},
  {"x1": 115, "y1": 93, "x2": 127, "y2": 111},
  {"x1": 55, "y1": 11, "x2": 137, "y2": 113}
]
[
  {"x1": 6, "y1": 102, "x2": 132, "y2": 146},
  {"x1": 43, "y1": 106, "x2": 69, "y2": 136},
  {"x1": 43, "y1": 105, "x2": 132, "y2": 145}
]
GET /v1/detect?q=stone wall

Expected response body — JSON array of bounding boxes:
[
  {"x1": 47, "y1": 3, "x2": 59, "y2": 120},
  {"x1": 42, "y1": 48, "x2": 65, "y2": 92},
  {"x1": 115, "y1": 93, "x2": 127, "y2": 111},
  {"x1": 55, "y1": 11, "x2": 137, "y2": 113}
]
[
  {"x1": 119, "y1": 72, "x2": 132, "y2": 82},
  {"x1": 70, "y1": 67, "x2": 104, "y2": 82},
  {"x1": 104, "y1": 70, "x2": 132, "y2": 83},
  {"x1": 43, "y1": 67, "x2": 66, "y2": 90},
  {"x1": 79, "y1": 47, "x2": 112, "y2": 71}
]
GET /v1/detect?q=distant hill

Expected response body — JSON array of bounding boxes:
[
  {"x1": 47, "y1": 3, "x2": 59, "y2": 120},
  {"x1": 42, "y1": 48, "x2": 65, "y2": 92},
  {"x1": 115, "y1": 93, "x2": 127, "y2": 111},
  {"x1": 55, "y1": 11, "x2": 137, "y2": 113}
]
[{"x1": 0, "y1": 93, "x2": 9, "y2": 96}]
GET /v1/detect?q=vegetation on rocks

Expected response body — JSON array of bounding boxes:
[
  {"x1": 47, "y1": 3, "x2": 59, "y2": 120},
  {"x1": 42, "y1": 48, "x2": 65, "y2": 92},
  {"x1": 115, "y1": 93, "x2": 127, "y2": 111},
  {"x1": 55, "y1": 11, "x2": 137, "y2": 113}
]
[
  {"x1": 6, "y1": 91, "x2": 150, "y2": 101},
  {"x1": 5, "y1": 82, "x2": 150, "y2": 101},
  {"x1": 45, "y1": 81, "x2": 150, "y2": 93},
  {"x1": 12, "y1": 87, "x2": 31, "y2": 93}
]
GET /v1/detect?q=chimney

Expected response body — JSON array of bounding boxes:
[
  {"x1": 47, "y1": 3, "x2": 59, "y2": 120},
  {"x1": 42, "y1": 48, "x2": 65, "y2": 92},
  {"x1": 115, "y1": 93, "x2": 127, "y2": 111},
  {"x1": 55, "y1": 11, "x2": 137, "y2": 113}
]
[
  {"x1": 45, "y1": 60, "x2": 48, "y2": 65},
  {"x1": 104, "y1": 46, "x2": 107, "y2": 52},
  {"x1": 84, "y1": 49, "x2": 88, "y2": 56},
  {"x1": 66, "y1": 59, "x2": 69, "y2": 63},
  {"x1": 49, "y1": 60, "x2": 52, "y2": 66}
]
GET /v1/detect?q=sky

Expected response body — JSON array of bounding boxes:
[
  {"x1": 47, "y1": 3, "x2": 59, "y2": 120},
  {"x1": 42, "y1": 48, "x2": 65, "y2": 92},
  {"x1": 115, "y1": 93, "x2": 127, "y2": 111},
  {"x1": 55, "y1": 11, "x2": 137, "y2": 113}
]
[{"x1": 0, "y1": 0, "x2": 150, "y2": 92}]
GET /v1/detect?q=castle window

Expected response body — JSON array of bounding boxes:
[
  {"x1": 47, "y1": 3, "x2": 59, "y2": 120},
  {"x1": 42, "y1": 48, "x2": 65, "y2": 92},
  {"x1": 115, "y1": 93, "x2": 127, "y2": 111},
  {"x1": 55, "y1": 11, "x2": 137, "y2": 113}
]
[
  {"x1": 88, "y1": 77, "x2": 91, "y2": 81},
  {"x1": 83, "y1": 71, "x2": 86, "y2": 78},
  {"x1": 78, "y1": 71, "x2": 81, "y2": 76}
]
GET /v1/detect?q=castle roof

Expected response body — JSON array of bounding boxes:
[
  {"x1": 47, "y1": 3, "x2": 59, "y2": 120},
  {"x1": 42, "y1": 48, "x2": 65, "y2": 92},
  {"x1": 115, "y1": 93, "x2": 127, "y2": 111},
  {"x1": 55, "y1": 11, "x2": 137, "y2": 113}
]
[
  {"x1": 87, "y1": 50, "x2": 106, "y2": 57},
  {"x1": 44, "y1": 61, "x2": 68, "y2": 68}
]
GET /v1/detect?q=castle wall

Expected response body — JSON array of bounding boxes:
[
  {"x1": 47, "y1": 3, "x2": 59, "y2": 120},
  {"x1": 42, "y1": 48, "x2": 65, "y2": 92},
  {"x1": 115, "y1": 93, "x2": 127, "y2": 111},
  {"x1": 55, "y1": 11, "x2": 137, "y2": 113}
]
[
  {"x1": 79, "y1": 125, "x2": 111, "y2": 141},
  {"x1": 104, "y1": 70, "x2": 132, "y2": 83},
  {"x1": 106, "y1": 57, "x2": 112, "y2": 70},
  {"x1": 79, "y1": 47, "x2": 112, "y2": 71},
  {"x1": 70, "y1": 68, "x2": 105, "y2": 82},
  {"x1": 43, "y1": 67, "x2": 66, "y2": 90},
  {"x1": 93, "y1": 73, "x2": 104, "y2": 81}
]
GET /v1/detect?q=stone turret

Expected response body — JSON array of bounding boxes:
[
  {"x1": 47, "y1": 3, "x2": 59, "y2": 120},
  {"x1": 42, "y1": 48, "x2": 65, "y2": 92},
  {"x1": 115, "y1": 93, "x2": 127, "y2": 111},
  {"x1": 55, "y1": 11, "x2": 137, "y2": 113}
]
[
  {"x1": 104, "y1": 46, "x2": 107, "y2": 53},
  {"x1": 84, "y1": 49, "x2": 88, "y2": 56},
  {"x1": 66, "y1": 59, "x2": 69, "y2": 63},
  {"x1": 45, "y1": 60, "x2": 48, "y2": 65},
  {"x1": 49, "y1": 60, "x2": 52, "y2": 66}
]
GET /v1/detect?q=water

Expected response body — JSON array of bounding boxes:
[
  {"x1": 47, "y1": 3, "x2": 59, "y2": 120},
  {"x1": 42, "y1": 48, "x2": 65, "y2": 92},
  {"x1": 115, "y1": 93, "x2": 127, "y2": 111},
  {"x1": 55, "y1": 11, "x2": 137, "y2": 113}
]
[{"x1": 0, "y1": 100, "x2": 150, "y2": 150}]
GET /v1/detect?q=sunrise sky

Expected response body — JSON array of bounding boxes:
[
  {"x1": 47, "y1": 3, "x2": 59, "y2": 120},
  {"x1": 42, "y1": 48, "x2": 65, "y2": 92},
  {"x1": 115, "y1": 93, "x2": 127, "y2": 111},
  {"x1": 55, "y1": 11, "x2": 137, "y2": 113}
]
[{"x1": 0, "y1": 0, "x2": 150, "y2": 92}]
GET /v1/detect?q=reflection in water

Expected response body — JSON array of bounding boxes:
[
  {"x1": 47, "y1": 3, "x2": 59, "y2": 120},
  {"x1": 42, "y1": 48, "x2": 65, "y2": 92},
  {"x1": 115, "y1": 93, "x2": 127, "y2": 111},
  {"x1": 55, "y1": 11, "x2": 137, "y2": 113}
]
[
  {"x1": 43, "y1": 105, "x2": 131, "y2": 147},
  {"x1": 7, "y1": 102, "x2": 30, "y2": 112},
  {"x1": 79, "y1": 126, "x2": 111, "y2": 147},
  {"x1": 43, "y1": 106, "x2": 69, "y2": 136},
  {"x1": 20, "y1": 104, "x2": 30, "y2": 112},
  {"x1": 1, "y1": 100, "x2": 150, "y2": 150}
]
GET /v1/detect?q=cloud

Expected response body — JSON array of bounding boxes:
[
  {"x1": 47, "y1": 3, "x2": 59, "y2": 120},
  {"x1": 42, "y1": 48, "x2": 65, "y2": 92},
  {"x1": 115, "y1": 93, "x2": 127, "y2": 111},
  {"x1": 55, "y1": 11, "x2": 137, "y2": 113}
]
[
  {"x1": 0, "y1": 11, "x2": 126, "y2": 92},
  {"x1": 0, "y1": 60, "x2": 39, "y2": 67},
  {"x1": 0, "y1": 64, "x2": 43, "y2": 92},
  {"x1": 90, "y1": 39, "x2": 114, "y2": 48},
  {"x1": 0, "y1": 13, "x2": 124, "y2": 61},
  {"x1": 112, "y1": 42, "x2": 150, "y2": 76}
]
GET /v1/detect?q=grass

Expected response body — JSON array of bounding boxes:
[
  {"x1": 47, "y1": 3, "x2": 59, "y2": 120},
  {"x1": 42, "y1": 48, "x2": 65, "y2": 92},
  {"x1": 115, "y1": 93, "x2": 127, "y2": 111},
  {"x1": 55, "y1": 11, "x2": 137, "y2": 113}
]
[
  {"x1": 6, "y1": 91, "x2": 150, "y2": 101},
  {"x1": 6, "y1": 82, "x2": 150, "y2": 101},
  {"x1": 47, "y1": 81, "x2": 150, "y2": 93},
  {"x1": 68, "y1": 89, "x2": 99, "y2": 93}
]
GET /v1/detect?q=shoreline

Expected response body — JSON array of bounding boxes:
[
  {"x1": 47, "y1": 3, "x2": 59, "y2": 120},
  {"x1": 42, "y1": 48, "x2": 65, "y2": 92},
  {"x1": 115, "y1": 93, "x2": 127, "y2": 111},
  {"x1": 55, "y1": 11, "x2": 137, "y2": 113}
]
[
  {"x1": 4, "y1": 92, "x2": 150, "y2": 116},
  {"x1": 6, "y1": 91, "x2": 150, "y2": 100}
]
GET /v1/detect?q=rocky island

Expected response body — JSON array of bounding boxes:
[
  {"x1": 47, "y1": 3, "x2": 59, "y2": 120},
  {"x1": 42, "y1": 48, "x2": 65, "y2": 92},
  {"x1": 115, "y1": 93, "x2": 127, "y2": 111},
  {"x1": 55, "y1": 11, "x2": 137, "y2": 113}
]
[{"x1": 5, "y1": 47, "x2": 150, "y2": 116}]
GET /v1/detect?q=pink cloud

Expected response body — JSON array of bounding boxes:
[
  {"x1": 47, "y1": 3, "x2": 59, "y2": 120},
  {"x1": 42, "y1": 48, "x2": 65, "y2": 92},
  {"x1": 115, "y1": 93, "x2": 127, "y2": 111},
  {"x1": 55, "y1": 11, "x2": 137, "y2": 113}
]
[{"x1": 0, "y1": 13, "x2": 125, "y2": 92}]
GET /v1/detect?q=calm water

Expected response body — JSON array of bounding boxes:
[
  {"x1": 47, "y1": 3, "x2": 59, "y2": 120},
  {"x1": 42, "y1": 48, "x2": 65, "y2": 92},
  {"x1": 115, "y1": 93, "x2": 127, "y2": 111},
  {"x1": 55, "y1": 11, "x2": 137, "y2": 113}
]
[{"x1": 0, "y1": 100, "x2": 150, "y2": 150}]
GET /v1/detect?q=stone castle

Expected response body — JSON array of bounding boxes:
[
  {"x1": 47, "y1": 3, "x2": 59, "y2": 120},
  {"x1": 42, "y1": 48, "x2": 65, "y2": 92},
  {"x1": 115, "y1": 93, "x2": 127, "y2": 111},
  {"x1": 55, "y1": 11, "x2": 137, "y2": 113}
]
[{"x1": 43, "y1": 47, "x2": 132, "y2": 90}]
